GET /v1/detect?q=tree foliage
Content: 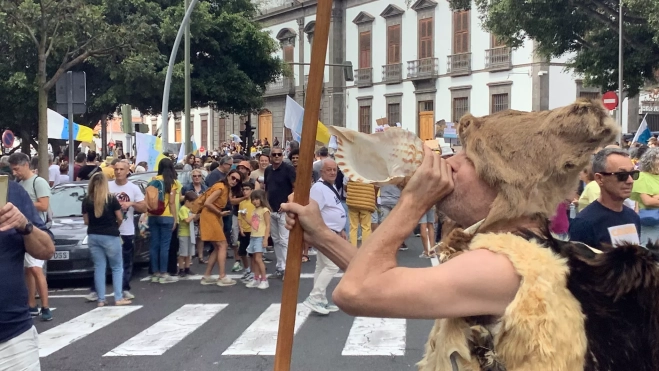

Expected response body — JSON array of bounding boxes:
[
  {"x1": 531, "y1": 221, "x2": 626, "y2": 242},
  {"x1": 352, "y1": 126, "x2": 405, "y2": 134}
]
[
  {"x1": 0, "y1": 0, "x2": 284, "y2": 174},
  {"x1": 449, "y1": 0, "x2": 659, "y2": 96}
]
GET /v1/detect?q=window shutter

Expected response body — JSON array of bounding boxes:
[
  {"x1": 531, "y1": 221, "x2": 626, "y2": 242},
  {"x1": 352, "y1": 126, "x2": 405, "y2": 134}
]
[
  {"x1": 283, "y1": 45, "x2": 294, "y2": 63},
  {"x1": 359, "y1": 31, "x2": 371, "y2": 68}
]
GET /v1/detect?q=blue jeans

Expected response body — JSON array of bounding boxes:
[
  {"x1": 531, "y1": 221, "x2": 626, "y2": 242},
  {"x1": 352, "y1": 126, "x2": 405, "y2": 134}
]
[
  {"x1": 148, "y1": 216, "x2": 174, "y2": 274},
  {"x1": 88, "y1": 234, "x2": 124, "y2": 302}
]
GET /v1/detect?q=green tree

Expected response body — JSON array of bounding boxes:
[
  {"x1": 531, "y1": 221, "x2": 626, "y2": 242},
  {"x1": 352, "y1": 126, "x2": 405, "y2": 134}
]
[
  {"x1": 449, "y1": 0, "x2": 659, "y2": 97},
  {"x1": 0, "y1": 0, "x2": 162, "y2": 176}
]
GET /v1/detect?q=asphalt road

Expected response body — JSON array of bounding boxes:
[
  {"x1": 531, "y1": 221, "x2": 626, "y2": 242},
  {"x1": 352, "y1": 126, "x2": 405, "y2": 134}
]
[{"x1": 37, "y1": 236, "x2": 437, "y2": 371}]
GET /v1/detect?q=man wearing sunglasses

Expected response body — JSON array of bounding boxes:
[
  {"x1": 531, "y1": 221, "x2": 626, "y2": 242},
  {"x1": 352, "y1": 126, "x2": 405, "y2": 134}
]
[{"x1": 569, "y1": 148, "x2": 641, "y2": 248}]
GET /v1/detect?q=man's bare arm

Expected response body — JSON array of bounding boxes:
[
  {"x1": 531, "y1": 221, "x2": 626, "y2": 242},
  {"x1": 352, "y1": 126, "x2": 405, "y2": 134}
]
[{"x1": 24, "y1": 227, "x2": 55, "y2": 260}]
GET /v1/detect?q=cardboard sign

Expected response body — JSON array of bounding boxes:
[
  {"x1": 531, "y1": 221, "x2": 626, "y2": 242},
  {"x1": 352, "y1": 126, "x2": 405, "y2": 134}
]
[{"x1": 607, "y1": 223, "x2": 640, "y2": 247}]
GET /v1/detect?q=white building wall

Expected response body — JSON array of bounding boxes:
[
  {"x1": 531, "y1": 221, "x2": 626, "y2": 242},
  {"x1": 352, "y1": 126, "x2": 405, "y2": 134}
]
[{"x1": 548, "y1": 66, "x2": 578, "y2": 109}]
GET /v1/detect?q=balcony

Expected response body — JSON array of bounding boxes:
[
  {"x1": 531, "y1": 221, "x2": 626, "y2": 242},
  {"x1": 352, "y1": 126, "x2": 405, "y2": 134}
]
[
  {"x1": 407, "y1": 58, "x2": 439, "y2": 80},
  {"x1": 264, "y1": 76, "x2": 295, "y2": 97},
  {"x1": 447, "y1": 53, "x2": 472, "y2": 76},
  {"x1": 485, "y1": 47, "x2": 512, "y2": 71},
  {"x1": 354, "y1": 68, "x2": 373, "y2": 87},
  {"x1": 382, "y1": 63, "x2": 403, "y2": 84}
]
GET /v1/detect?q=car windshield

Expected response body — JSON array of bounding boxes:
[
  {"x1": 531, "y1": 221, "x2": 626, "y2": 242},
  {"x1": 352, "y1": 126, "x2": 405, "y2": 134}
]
[{"x1": 50, "y1": 185, "x2": 87, "y2": 218}]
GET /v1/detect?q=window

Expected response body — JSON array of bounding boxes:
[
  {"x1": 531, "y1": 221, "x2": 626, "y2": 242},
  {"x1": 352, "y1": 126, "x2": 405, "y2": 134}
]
[
  {"x1": 579, "y1": 91, "x2": 600, "y2": 100},
  {"x1": 283, "y1": 45, "x2": 294, "y2": 63},
  {"x1": 359, "y1": 31, "x2": 371, "y2": 68},
  {"x1": 419, "y1": 101, "x2": 434, "y2": 112},
  {"x1": 201, "y1": 119, "x2": 208, "y2": 149},
  {"x1": 359, "y1": 106, "x2": 371, "y2": 133},
  {"x1": 491, "y1": 34, "x2": 505, "y2": 48},
  {"x1": 218, "y1": 117, "x2": 226, "y2": 143},
  {"x1": 387, "y1": 103, "x2": 401, "y2": 125},
  {"x1": 387, "y1": 25, "x2": 401, "y2": 64},
  {"x1": 452, "y1": 97, "x2": 469, "y2": 122},
  {"x1": 418, "y1": 18, "x2": 433, "y2": 59},
  {"x1": 284, "y1": 128, "x2": 293, "y2": 142},
  {"x1": 491, "y1": 93, "x2": 509, "y2": 113},
  {"x1": 453, "y1": 11, "x2": 469, "y2": 54},
  {"x1": 175, "y1": 120, "x2": 181, "y2": 142}
]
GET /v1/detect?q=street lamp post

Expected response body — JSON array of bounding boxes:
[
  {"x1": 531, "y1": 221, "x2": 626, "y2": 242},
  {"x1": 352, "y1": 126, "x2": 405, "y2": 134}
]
[{"x1": 184, "y1": 0, "x2": 192, "y2": 155}]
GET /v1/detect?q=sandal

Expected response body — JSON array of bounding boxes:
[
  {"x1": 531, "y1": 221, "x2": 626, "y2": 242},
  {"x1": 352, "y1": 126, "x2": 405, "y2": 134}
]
[
  {"x1": 302, "y1": 255, "x2": 309, "y2": 263},
  {"x1": 198, "y1": 257, "x2": 208, "y2": 264},
  {"x1": 97, "y1": 301, "x2": 106, "y2": 307},
  {"x1": 115, "y1": 299, "x2": 132, "y2": 306}
]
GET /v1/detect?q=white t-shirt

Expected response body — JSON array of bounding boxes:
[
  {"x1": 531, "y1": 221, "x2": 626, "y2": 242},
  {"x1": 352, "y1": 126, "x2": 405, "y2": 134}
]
[
  {"x1": 310, "y1": 180, "x2": 346, "y2": 231},
  {"x1": 59, "y1": 174, "x2": 70, "y2": 183},
  {"x1": 109, "y1": 181, "x2": 144, "y2": 236},
  {"x1": 48, "y1": 164, "x2": 60, "y2": 187}
]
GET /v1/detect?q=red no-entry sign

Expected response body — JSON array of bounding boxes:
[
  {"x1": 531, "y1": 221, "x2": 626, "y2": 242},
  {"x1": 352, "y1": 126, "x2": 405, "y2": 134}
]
[{"x1": 602, "y1": 91, "x2": 619, "y2": 110}]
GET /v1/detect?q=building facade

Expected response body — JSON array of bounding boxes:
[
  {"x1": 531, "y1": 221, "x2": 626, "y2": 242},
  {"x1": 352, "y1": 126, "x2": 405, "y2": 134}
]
[{"x1": 145, "y1": 0, "x2": 647, "y2": 152}]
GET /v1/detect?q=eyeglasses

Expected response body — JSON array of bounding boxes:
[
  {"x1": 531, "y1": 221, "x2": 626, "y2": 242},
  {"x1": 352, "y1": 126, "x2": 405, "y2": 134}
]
[
  {"x1": 230, "y1": 176, "x2": 241, "y2": 181},
  {"x1": 599, "y1": 170, "x2": 640, "y2": 182},
  {"x1": 271, "y1": 153, "x2": 283, "y2": 157}
]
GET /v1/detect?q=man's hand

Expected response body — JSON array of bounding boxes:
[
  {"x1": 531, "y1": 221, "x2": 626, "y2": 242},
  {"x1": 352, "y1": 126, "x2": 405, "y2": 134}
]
[
  {"x1": 400, "y1": 145, "x2": 454, "y2": 211},
  {"x1": 120, "y1": 201, "x2": 133, "y2": 211},
  {"x1": 0, "y1": 202, "x2": 28, "y2": 232},
  {"x1": 280, "y1": 195, "x2": 333, "y2": 245}
]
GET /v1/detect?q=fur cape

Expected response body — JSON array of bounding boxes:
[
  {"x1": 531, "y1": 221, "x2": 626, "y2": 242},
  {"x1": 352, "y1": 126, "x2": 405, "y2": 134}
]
[
  {"x1": 457, "y1": 98, "x2": 619, "y2": 230},
  {"x1": 439, "y1": 228, "x2": 659, "y2": 371}
]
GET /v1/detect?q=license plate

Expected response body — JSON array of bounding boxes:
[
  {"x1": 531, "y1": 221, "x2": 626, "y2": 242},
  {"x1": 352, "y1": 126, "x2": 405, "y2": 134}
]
[{"x1": 51, "y1": 251, "x2": 70, "y2": 260}]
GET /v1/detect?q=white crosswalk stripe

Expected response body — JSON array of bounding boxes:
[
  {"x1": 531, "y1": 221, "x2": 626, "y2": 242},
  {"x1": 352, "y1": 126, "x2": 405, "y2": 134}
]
[
  {"x1": 222, "y1": 303, "x2": 312, "y2": 356},
  {"x1": 104, "y1": 304, "x2": 227, "y2": 356},
  {"x1": 342, "y1": 317, "x2": 406, "y2": 356},
  {"x1": 38, "y1": 303, "x2": 410, "y2": 358},
  {"x1": 39, "y1": 306, "x2": 141, "y2": 357}
]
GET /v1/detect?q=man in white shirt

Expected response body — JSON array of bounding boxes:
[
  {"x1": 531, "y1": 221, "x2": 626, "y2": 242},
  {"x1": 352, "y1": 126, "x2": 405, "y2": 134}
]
[
  {"x1": 47, "y1": 154, "x2": 60, "y2": 188},
  {"x1": 85, "y1": 161, "x2": 145, "y2": 301},
  {"x1": 303, "y1": 158, "x2": 346, "y2": 315}
]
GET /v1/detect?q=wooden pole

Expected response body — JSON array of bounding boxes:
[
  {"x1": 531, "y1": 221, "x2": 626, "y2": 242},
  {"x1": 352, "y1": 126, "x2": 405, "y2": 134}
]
[{"x1": 273, "y1": 0, "x2": 333, "y2": 369}]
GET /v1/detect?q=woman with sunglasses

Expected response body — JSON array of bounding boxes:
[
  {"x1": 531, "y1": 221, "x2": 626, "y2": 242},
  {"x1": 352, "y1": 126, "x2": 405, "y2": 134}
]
[
  {"x1": 199, "y1": 169, "x2": 242, "y2": 286},
  {"x1": 182, "y1": 169, "x2": 208, "y2": 263}
]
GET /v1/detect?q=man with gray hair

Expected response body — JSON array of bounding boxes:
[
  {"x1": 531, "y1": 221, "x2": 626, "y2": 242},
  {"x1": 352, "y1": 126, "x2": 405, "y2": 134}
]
[
  {"x1": 569, "y1": 147, "x2": 641, "y2": 247},
  {"x1": 205, "y1": 156, "x2": 233, "y2": 187}
]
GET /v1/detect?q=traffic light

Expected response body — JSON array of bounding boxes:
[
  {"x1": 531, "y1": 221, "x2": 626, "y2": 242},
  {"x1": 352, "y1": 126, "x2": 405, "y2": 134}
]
[
  {"x1": 134, "y1": 123, "x2": 149, "y2": 133},
  {"x1": 240, "y1": 115, "x2": 255, "y2": 154}
]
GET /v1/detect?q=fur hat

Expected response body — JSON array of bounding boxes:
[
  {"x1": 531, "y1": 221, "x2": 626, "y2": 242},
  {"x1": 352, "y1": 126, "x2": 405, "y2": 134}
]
[{"x1": 457, "y1": 98, "x2": 618, "y2": 229}]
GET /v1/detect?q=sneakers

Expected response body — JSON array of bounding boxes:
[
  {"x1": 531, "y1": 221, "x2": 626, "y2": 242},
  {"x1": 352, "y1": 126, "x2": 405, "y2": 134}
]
[
  {"x1": 178, "y1": 269, "x2": 187, "y2": 277},
  {"x1": 40, "y1": 307, "x2": 53, "y2": 321},
  {"x1": 274, "y1": 269, "x2": 285, "y2": 279},
  {"x1": 184, "y1": 267, "x2": 193, "y2": 276},
  {"x1": 257, "y1": 280, "x2": 269, "y2": 290},
  {"x1": 159, "y1": 275, "x2": 179, "y2": 284},
  {"x1": 245, "y1": 280, "x2": 259, "y2": 288},
  {"x1": 84, "y1": 292, "x2": 99, "y2": 302},
  {"x1": 325, "y1": 304, "x2": 339, "y2": 312},
  {"x1": 398, "y1": 244, "x2": 409, "y2": 251},
  {"x1": 123, "y1": 291, "x2": 135, "y2": 300},
  {"x1": 217, "y1": 276, "x2": 237, "y2": 286},
  {"x1": 303, "y1": 298, "x2": 329, "y2": 315},
  {"x1": 200, "y1": 276, "x2": 218, "y2": 285},
  {"x1": 262, "y1": 257, "x2": 273, "y2": 264},
  {"x1": 232, "y1": 261, "x2": 243, "y2": 272},
  {"x1": 29, "y1": 306, "x2": 39, "y2": 317},
  {"x1": 150, "y1": 275, "x2": 160, "y2": 283},
  {"x1": 240, "y1": 271, "x2": 254, "y2": 283}
]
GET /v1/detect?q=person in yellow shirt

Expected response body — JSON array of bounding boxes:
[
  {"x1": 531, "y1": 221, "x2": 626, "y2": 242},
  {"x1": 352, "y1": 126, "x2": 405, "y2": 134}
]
[
  {"x1": 578, "y1": 166, "x2": 599, "y2": 212},
  {"x1": 177, "y1": 191, "x2": 199, "y2": 277},
  {"x1": 102, "y1": 158, "x2": 117, "y2": 180},
  {"x1": 237, "y1": 183, "x2": 256, "y2": 283}
]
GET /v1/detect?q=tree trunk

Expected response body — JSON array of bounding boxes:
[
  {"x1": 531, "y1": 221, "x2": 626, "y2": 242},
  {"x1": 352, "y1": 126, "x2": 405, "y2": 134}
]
[{"x1": 37, "y1": 54, "x2": 49, "y2": 179}]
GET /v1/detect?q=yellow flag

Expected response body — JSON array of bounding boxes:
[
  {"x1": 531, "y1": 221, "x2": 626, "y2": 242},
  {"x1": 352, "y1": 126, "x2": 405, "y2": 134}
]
[{"x1": 316, "y1": 121, "x2": 330, "y2": 144}]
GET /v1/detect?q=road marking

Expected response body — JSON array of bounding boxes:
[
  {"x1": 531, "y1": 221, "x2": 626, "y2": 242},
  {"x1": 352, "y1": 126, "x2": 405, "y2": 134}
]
[
  {"x1": 39, "y1": 306, "x2": 141, "y2": 357},
  {"x1": 222, "y1": 303, "x2": 312, "y2": 356},
  {"x1": 140, "y1": 273, "x2": 344, "y2": 282},
  {"x1": 342, "y1": 317, "x2": 406, "y2": 356},
  {"x1": 49, "y1": 294, "x2": 112, "y2": 299},
  {"x1": 104, "y1": 304, "x2": 227, "y2": 356}
]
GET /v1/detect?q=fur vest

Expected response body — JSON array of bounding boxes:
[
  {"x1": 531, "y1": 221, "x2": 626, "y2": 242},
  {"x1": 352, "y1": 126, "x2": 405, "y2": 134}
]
[
  {"x1": 418, "y1": 228, "x2": 659, "y2": 371},
  {"x1": 346, "y1": 182, "x2": 376, "y2": 212}
]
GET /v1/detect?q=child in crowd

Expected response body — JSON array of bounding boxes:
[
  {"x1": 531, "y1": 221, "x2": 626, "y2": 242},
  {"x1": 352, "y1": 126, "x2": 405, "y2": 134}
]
[
  {"x1": 240, "y1": 190, "x2": 270, "y2": 289},
  {"x1": 238, "y1": 182, "x2": 256, "y2": 283},
  {"x1": 177, "y1": 191, "x2": 199, "y2": 277}
]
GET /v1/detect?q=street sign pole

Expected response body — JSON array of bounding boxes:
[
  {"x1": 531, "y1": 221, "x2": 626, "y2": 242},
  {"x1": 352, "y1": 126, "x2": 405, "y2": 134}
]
[{"x1": 67, "y1": 72, "x2": 75, "y2": 179}]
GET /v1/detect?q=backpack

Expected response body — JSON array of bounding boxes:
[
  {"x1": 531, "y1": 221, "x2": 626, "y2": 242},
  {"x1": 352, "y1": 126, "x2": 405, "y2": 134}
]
[
  {"x1": 32, "y1": 176, "x2": 53, "y2": 229},
  {"x1": 145, "y1": 179, "x2": 166, "y2": 215},
  {"x1": 189, "y1": 183, "x2": 225, "y2": 214}
]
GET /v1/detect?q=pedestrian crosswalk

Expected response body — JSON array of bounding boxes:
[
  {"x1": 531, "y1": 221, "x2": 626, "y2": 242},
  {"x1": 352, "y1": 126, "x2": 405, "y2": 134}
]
[{"x1": 37, "y1": 303, "x2": 410, "y2": 359}]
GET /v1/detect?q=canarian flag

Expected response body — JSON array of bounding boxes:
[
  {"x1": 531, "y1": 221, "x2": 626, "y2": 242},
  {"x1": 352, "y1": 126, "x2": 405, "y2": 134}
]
[
  {"x1": 135, "y1": 132, "x2": 167, "y2": 172},
  {"x1": 632, "y1": 114, "x2": 652, "y2": 145},
  {"x1": 47, "y1": 109, "x2": 95, "y2": 143},
  {"x1": 284, "y1": 96, "x2": 330, "y2": 144},
  {"x1": 177, "y1": 136, "x2": 199, "y2": 162}
]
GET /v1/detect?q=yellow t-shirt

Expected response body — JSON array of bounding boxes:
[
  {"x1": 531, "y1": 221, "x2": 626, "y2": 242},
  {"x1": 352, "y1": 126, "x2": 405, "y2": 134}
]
[
  {"x1": 250, "y1": 207, "x2": 269, "y2": 237},
  {"x1": 149, "y1": 176, "x2": 181, "y2": 217},
  {"x1": 578, "y1": 181, "x2": 600, "y2": 212},
  {"x1": 238, "y1": 199, "x2": 256, "y2": 233},
  {"x1": 178, "y1": 205, "x2": 192, "y2": 237},
  {"x1": 102, "y1": 166, "x2": 115, "y2": 180}
]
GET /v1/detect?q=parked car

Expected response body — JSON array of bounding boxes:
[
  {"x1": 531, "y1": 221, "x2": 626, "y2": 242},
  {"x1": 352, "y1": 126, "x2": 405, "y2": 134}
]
[{"x1": 46, "y1": 180, "x2": 151, "y2": 279}]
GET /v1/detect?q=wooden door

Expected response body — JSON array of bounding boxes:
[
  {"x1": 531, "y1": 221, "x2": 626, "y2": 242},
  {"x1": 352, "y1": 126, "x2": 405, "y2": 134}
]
[
  {"x1": 419, "y1": 111, "x2": 434, "y2": 141},
  {"x1": 258, "y1": 113, "x2": 273, "y2": 142}
]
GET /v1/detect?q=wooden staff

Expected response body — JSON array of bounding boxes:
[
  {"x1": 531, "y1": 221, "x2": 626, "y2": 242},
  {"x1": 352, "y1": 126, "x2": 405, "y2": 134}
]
[{"x1": 273, "y1": 0, "x2": 333, "y2": 369}]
